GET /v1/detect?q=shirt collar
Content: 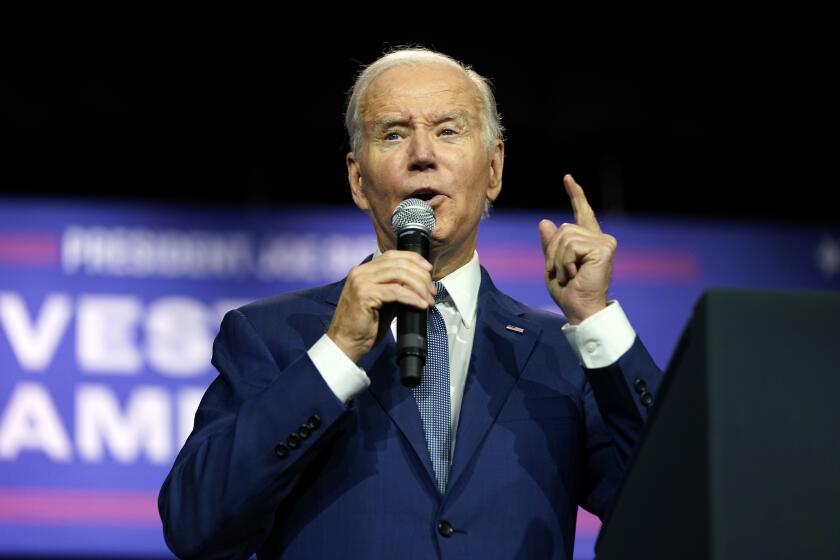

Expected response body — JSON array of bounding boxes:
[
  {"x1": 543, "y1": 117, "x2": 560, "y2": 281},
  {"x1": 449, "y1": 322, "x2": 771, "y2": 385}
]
[{"x1": 372, "y1": 247, "x2": 480, "y2": 329}]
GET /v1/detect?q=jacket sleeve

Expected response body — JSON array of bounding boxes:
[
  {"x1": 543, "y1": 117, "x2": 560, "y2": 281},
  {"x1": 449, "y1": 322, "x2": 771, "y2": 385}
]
[
  {"x1": 579, "y1": 336, "x2": 662, "y2": 518},
  {"x1": 158, "y1": 308, "x2": 350, "y2": 559}
]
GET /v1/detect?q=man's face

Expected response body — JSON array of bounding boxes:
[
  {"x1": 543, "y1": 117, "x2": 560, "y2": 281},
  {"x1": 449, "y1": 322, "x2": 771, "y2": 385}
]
[{"x1": 347, "y1": 64, "x2": 504, "y2": 262}]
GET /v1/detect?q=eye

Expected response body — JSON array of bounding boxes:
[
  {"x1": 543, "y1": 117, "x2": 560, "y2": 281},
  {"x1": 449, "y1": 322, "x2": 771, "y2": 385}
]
[
  {"x1": 384, "y1": 131, "x2": 402, "y2": 141},
  {"x1": 440, "y1": 128, "x2": 457, "y2": 137}
]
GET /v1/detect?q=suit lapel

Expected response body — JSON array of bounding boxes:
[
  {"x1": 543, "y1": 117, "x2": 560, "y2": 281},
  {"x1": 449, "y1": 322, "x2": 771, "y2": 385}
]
[
  {"x1": 321, "y1": 272, "x2": 438, "y2": 490},
  {"x1": 446, "y1": 267, "x2": 542, "y2": 495},
  {"x1": 321, "y1": 262, "x2": 543, "y2": 498},
  {"x1": 363, "y1": 337, "x2": 439, "y2": 490}
]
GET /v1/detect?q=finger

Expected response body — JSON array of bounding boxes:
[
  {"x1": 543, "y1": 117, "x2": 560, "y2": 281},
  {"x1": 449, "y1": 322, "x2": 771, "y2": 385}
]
[
  {"x1": 551, "y1": 228, "x2": 600, "y2": 282},
  {"x1": 359, "y1": 283, "x2": 427, "y2": 310},
  {"x1": 546, "y1": 262, "x2": 565, "y2": 286},
  {"x1": 379, "y1": 284, "x2": 432, "y2": 310},
  {"x1": 367, "y1": 264, "x2": 435, "y2": 303},
  {"x1": 560, "y1": 243, "x2": 581, "y2": 282},
  {"x1": 538, "y1": 219, "x2": 558, "y2": 254},
  {"x1": 558, "y1": 233, "x2": 611, "y2": 273},
  {"x1": 372, "y1": 252, "x2": 435, "y2": 297},
  {"x1": 380, "y1": 249, "x2": 433, "y2": 271},
  {"x1": 564, "y1": 174, "x2": 601, "y2": 234},
  {"x1": 543, "y1": 222, "x2": 575, "y2": 273},
  {"x1": 369, "y1": 252, "x2": 435, "y2": 282},
  {"x1": 370, "y1": 253, "x2": 434, "y2": 276}
]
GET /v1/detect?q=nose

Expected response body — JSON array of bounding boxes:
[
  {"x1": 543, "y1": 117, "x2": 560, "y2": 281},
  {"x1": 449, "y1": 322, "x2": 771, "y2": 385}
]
[{"x1": 408, "y1": 130, "x2": 436, "y2": 172}]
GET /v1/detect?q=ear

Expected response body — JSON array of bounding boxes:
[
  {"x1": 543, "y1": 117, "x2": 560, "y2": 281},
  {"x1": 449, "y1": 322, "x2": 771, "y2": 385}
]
[
  {"x1": 346, "y1": 152, "x2": 370, "y2": 211},
  {"x1": 486, "y1": 139, "x2": 505, "y2": 203}
]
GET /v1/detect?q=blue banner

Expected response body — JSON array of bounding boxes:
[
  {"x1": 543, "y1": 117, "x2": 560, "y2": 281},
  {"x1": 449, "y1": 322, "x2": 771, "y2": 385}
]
[{"x1": 0, "y1": 200, "x2": 837, "y2": 557}]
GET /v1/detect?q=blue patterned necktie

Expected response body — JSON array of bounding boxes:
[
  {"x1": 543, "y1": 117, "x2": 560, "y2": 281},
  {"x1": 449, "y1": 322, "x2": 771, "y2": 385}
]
[{"x1": 411, "y1": 281, "x2": 451, "y2": 495}]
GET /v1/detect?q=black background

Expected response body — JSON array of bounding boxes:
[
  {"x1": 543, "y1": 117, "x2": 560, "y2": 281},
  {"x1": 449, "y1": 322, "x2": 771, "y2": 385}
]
[{"x1": 3, "y1": 27, "x2": 837, "y2": 224}]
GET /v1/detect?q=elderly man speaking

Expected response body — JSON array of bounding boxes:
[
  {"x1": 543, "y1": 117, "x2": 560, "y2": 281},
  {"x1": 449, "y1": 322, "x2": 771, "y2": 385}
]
[{"x1": 159, "y1": 48, "x2": 662, "y2": 559}]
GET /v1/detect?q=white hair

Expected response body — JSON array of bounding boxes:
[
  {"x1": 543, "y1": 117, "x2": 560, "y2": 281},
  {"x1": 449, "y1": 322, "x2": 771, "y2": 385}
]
[
  {"x1": 345, "y1": 48, "x2": 504, "y2": 220},
  {"x1": 344, "y1": 48, "x2": 505, "y2": 155}
]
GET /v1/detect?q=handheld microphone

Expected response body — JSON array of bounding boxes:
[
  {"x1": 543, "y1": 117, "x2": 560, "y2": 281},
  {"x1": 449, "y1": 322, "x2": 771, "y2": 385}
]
[{"x1": 391, "y1": 198, "x2": 436, "y2": 388}]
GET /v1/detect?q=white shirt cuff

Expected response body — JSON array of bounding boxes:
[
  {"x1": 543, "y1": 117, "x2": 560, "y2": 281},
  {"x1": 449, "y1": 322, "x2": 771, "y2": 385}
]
[
  {"x1": 307, "y1": 334, "x2": 371, "y2": 403},
  {"x1": 561, "y1": 301, "x2": 636, "y2": 369}
]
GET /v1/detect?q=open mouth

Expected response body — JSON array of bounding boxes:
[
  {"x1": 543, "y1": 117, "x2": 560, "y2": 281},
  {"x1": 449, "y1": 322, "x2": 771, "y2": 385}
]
[{"x1": 407, "y1": 188, "x2": 441, "y2": 202}]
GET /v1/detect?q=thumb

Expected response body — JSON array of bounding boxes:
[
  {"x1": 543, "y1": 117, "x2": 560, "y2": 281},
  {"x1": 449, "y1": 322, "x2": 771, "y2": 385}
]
[{"x1": 538, "y1": 219, "x2": 558, "y2": 254}]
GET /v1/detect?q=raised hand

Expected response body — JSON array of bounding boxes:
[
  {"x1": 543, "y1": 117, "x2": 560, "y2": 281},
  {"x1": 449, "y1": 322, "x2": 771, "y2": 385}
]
[{"x1": 538, "y1": 174, "x2": 617, "y2": 325}]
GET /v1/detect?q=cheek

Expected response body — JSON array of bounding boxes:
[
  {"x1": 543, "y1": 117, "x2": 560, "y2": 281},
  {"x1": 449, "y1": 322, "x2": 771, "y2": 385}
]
[
  {"x1": 367, "y1": 166, "x2": 402, "y2": 196},
  {"x1": 361, "y1": 176, "x2": 392, "y2": 204},
  {"x1": 439, "y1": 195, "x2": 482, "y2": 229}
]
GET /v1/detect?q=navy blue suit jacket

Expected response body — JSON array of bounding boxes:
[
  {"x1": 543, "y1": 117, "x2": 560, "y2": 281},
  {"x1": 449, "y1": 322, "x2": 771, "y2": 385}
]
[{"x1": 159, "y1": 265, "x2": 661, "y2": 559}]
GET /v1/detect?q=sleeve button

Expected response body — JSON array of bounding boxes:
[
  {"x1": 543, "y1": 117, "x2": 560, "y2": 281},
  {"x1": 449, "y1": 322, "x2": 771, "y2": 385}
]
[
  {"x1": 634, "y1": 378, "x2": 647, "y2": 394},
  {"x1": 287, "y1": 433, "x2": 302, "y2": 449}
]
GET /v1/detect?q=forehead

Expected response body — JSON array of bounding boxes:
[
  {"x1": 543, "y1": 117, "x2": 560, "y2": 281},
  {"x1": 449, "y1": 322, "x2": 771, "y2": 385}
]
[{"x1": 361, "y1": 64, "x2": 482, "y2": 124}]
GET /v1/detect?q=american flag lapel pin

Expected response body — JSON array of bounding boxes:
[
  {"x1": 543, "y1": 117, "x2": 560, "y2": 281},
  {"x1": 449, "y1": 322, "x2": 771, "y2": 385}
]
[{"x1": 505, "y1": 324, "x2": 525, "y2": 334}]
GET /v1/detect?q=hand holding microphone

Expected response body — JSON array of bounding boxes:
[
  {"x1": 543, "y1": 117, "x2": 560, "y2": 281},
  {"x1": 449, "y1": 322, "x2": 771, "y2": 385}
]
[{"x1": 326, "y1": 198, "x2": 436, "y2": 383}]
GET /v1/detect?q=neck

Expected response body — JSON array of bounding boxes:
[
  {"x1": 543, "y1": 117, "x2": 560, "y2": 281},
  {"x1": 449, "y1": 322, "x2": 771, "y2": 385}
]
[{"x1": 428, "y1": 240, "x2": 474, "y2": 280}]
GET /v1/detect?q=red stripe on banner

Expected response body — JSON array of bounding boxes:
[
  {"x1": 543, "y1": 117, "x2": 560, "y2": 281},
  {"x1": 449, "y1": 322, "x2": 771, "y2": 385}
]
[
  {"x1": 478, "y1": 250, "x2": 545, "y2": 278},
  {"x1": 613, "y1": 251, "x2": 699, "y2": 281},
  {"x1": 0, "y1": 488, "x2": 160, "y2": 528},
  {"x1": 478, "y1": 247, "x2": 699, "y2": 282},
  {"x1": 0, "y1": 233, "x2": 60, "y2": 266},
  {"x1": 0, "y1": 489, "x2": 602, "y2": 535}
]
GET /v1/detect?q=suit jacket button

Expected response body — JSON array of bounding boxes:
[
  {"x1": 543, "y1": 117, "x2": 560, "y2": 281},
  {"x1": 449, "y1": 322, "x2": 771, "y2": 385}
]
[
  {"x1": 634, "y1": 378, "x2": 647, "y2": 394},
  {"x1": 287, "y1": 433, "x2": 302, "y2": 449},
  {"x1": 298, "y1": 425, "x2": 311, "y2": 439},
  {"x1": 640, "y1": 391, "x2": 654, "y2": 407},
  {"x1": 437, "y1": 520, "x2": 454, "y2": 537},
  {"x1": 307, "y1": 414, "x2": 322, "y2": 430},
  {"x1": 274, "y1": 443, "x2": 289, "y2": 458}
]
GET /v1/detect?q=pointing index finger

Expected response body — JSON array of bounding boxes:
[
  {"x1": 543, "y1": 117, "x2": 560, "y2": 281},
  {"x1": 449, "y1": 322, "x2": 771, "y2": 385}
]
[{"x1": 564, "y1": 174, "x2": 601, "y2": 233}]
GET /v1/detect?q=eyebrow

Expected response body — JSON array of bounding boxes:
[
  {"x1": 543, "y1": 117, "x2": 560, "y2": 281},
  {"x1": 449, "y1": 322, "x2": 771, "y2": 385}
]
[{"x1": 373, "y1": 111, "x2": 469, "y2": 131}]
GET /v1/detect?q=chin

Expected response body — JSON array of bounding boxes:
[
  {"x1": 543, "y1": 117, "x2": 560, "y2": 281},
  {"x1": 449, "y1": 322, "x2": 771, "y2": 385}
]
[
  {"x1": 429, "y1": 230, "x2": 447, "y2": 245},
  {"x1": 429, "y1": 224, "x2": 465, "y2": 250}
]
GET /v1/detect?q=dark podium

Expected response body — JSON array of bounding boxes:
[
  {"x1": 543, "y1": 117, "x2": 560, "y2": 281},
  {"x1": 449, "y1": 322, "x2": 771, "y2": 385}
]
[{"x1": 596, "y1": 290, "x2": 840, "y2": 559}]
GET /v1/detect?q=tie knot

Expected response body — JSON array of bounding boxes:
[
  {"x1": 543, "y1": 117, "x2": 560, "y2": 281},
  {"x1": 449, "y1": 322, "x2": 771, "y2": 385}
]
[{"x1": 433, "y1": 281, "x2": 448, "y2": 304}]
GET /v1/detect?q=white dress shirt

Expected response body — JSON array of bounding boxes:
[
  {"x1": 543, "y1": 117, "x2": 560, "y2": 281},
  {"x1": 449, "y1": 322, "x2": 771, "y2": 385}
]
[{"x1": 307, "y1": 250, "x2": 637, "y2": 457}]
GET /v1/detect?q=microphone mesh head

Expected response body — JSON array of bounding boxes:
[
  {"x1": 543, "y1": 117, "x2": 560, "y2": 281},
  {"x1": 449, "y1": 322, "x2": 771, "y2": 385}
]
[{"x1": 391, "y1": 198, "x2": 436, "y2": 234}]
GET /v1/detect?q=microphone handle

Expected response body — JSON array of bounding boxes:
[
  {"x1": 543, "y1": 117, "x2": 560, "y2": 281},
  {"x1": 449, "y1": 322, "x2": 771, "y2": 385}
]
[{"x1": 396, "y1": 227, "x2": 430, "y2": 388}]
